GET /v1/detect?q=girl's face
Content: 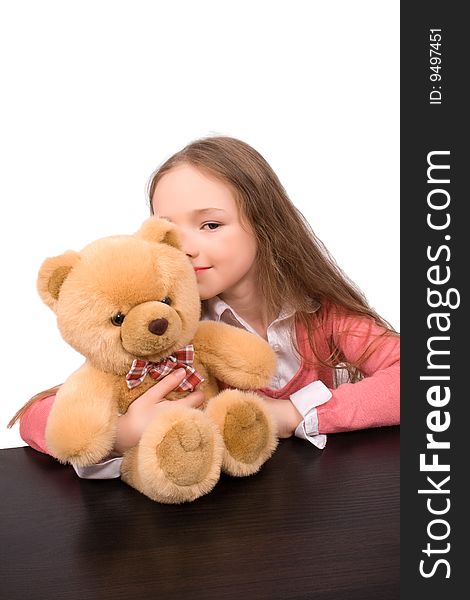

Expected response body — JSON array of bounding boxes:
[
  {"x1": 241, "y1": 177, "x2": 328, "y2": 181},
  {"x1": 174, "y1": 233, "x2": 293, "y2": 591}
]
[{"x1": 151, "y1": 164, "x2": 258, "y2": 301}]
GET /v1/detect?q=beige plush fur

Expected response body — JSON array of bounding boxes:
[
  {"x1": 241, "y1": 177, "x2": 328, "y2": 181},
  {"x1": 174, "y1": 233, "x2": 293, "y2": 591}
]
[{"x1": 38, "y1": 217, "x2": 278, "y2": 503}]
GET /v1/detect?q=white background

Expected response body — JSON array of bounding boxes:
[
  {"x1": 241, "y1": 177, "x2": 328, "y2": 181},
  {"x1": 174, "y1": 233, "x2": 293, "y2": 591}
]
[{"x1": 0, "y1": 1, "x2": 399, "y2": 448}]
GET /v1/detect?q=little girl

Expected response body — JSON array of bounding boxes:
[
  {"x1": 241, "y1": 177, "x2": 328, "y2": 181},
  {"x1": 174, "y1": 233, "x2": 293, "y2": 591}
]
[{"x1": 13, "y1": 136, "x2": 399, "y2": 479}]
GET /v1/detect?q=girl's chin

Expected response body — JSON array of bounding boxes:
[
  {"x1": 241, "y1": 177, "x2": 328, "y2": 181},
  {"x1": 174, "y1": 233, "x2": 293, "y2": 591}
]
[
  {"x1": 198, "y1": 286, "x2": 215, "y2": 301},
  {"x1": 198, "y1": 284, "x2": 223, "y2": 302}
]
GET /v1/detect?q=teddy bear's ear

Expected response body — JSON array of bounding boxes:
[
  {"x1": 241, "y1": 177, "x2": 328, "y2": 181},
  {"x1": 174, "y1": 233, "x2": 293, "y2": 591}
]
[
  {"x1": 37, "y1": 251, "x2": 81, "y2": 311},
  {"x1": 136, "y1": 217, "x2": 182, "y2": 250}
]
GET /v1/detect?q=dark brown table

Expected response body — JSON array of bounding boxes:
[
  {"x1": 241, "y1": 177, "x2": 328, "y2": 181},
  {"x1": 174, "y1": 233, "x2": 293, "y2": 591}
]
[{"x1": 0, "y1": 426, "x2": 399, "y2": 600}]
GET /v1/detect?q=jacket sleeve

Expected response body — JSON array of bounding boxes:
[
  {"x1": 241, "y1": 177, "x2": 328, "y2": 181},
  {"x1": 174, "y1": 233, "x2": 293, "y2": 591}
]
[
  {"x1": 19, "y1": 394, "x2": 55, "y2": 454},
  {"x1": 19, "y1": 394, "x2": 122, "y2": 479},
  {"x1": 316, "y1": 312, "x2": 400, "y2": 433}
]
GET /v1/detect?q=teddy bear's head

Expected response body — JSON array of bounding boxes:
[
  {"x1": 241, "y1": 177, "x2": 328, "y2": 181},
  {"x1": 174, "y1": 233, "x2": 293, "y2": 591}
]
[{"x1": 37, "y1": 218, "x2": 201, "y2": 375}]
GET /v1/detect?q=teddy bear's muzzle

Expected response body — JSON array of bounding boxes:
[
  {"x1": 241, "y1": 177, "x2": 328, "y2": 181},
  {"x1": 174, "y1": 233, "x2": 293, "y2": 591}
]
[
  {"x1": 119, "y1": 301, "x2": 184, "y2": 358},
  {"x1": 148, "y1": 318, "x2": 169, "y2": 336}
]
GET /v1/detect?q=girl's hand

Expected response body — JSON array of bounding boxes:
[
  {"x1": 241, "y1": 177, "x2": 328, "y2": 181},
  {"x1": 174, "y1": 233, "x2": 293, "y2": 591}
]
[
  {"x1": 114, "y1": 368, "x2": 205, "y2": 455},
  {"x1": 260, "y1": 396, "x2": 303, "y2": 439}
]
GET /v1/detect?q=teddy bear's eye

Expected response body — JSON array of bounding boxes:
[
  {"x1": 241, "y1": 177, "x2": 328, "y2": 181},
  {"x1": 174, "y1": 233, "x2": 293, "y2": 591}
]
[
  {"x1": 160, "y1": 297, "x2": 172, "y2": 306},
  {"x1": 111, "y1": 312, "x2": 126, "y2": 326}
]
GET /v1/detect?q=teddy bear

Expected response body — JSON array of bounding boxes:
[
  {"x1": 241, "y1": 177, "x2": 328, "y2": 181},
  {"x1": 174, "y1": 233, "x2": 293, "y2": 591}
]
[{"x1": 35, "y1": 217, "x2": 278, "y2": 503}]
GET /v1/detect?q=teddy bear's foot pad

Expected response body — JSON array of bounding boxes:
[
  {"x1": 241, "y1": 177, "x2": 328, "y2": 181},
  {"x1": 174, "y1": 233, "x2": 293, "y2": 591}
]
[
  {"x1": 206, "y1": 391, "x2": 278, "y2": 477},
  {"x1": 121, "y1": 407, "x2": 224, "y2": 504},
  {"x1": 156, "y1": 419, "x2": 217, "y2": 486}
]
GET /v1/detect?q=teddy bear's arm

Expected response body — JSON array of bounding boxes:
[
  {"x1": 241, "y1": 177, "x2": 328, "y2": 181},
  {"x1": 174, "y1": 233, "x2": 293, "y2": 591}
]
[
  {"x1": 193, "y1": 321, "x2": 277, "y2": 389},
  {"x1": 45, "y1": 362, "x2": 119, "y2": 468}
]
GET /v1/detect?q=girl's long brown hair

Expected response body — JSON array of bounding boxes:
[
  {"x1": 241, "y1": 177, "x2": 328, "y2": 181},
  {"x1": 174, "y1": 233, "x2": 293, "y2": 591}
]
[
  {"x1": 148, "y1": 135, "x2": 398, "y2": 384},
  {"x1": 9, "y1": 134, "x2": 397, "y2": 428}
]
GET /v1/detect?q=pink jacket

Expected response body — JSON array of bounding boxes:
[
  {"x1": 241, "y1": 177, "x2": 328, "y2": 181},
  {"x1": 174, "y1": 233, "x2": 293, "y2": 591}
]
[{"x1": 19, "y1": 307, "x2": 400, "y2": 455}]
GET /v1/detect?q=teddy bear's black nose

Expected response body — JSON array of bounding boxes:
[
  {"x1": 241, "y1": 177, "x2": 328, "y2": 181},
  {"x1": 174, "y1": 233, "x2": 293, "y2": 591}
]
[{"x1": 148, "y1": 318, "x2": 169, "y2": 336}]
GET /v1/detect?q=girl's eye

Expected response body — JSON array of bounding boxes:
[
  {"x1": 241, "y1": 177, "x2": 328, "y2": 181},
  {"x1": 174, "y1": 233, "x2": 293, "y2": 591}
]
[
  {"x1": 202, "y1": 222, "x2": 221, "y2": 231},
  {"x1": 160, "y1": 297, "x2": 172, "y2": 305},
  {"x1": 111, "y1": 312, "x2": 126, "y2": 326}
]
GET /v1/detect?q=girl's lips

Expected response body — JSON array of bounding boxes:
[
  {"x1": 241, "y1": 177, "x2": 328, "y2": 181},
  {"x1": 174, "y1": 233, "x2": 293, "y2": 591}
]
[{"x1": 194, "y1": 266, "x2": 212, "y2": 272}]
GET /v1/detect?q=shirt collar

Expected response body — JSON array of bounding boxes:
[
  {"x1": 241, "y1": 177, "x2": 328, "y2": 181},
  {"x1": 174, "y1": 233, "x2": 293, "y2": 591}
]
[{"x1": 202, "y1": 296, "x2": 319, "y2": 329}]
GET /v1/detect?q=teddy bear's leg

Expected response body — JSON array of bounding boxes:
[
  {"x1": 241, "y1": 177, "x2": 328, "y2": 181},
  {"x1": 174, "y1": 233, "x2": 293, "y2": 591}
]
[
  {"x1": 120, "y1": 405, "x2": 224, "y2": 504},
  {"x1": 205, "y1": 390, "x2": 278, "y2": 477}
]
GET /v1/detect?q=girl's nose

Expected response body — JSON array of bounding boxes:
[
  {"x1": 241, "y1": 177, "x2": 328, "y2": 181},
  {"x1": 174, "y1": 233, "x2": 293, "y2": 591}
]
[{"x1": 179, "y1": 231, "x2": 199, "y2": 259}]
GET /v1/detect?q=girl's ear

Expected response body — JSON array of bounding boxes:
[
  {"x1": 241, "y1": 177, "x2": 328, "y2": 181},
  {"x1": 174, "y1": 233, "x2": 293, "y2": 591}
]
[
  {"x1": 37, "y1": 251, "x2": 81, "y2": 312},
  {"x1": 136, "y1": 217, "x2": 182, "y2": 250}
]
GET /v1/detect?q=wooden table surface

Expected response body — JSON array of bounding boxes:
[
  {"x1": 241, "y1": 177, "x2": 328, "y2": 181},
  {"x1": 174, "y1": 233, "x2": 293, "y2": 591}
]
[{"x1": 0, "y1": 426, "x2": 399, "y2": 600}]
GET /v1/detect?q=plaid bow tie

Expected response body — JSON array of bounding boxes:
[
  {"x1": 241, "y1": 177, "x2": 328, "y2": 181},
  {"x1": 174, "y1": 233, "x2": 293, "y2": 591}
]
[{"x1": 125, "y1": 344, "x2": 204, "y2": 391}]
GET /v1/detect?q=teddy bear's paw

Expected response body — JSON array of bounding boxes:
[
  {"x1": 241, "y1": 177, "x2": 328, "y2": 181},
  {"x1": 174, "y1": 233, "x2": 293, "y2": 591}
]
[
  {"x1": 46, "y1": 408, "x2": 117, "y2": 468},
  {"x1": 121, "y1": 406, "x2": 224, "y2": 504},
  {"x1": 206, "y1": 390, "x2": 278, "y2": 477}
]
